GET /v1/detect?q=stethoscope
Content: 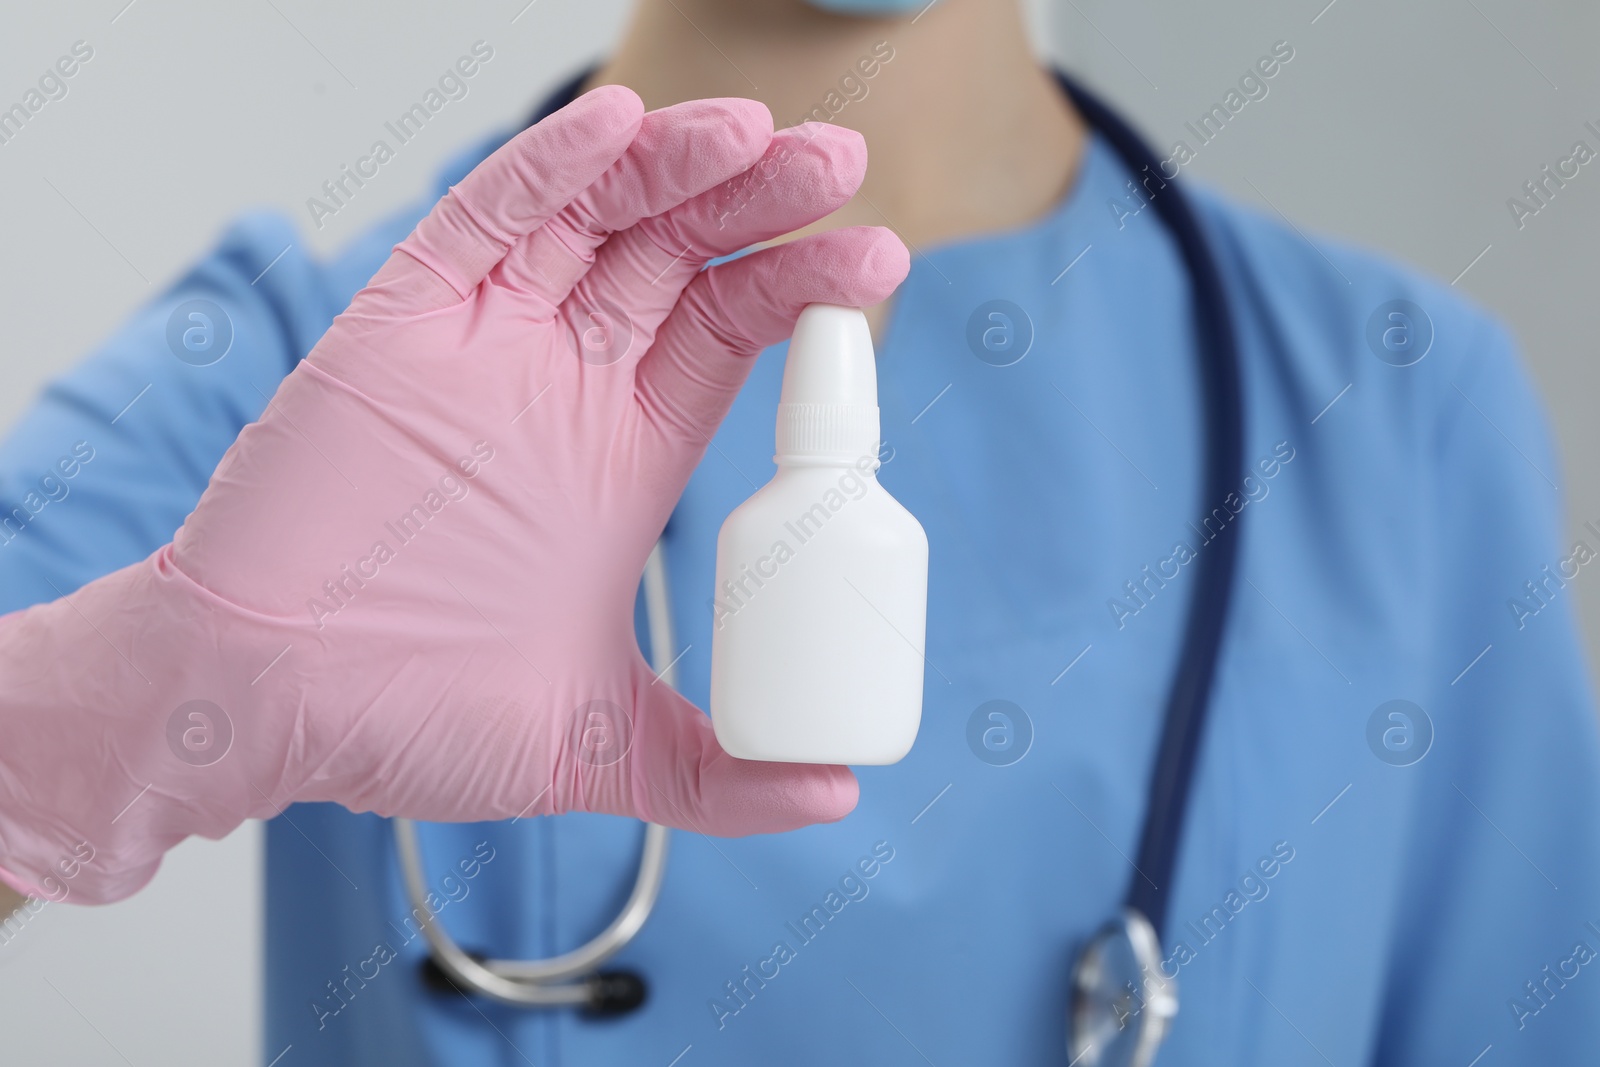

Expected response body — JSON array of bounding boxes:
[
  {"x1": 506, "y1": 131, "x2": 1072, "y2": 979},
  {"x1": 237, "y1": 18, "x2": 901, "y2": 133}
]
[
  {"x1": 396, "y1": 540, "x2": 675, "y2": 1014},
  {"x1": 394, "y1": 70, "x2": 1245, "y2": 1064}
]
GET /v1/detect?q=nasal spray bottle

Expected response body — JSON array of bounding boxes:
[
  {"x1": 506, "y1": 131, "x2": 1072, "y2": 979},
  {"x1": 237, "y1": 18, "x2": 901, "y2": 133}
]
[{"x1": 710, "y1": 304, "x2": 928, "y2": 765}]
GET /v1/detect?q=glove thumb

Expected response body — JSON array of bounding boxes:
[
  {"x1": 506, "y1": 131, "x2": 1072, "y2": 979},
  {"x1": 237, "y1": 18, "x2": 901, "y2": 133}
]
[{"x1": 576, "y1": 663, "x2": 860, "y2": 835}]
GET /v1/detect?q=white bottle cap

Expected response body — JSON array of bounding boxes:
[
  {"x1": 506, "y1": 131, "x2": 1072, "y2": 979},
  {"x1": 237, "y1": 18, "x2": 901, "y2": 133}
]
[{"x1": 776, "y1": 304, "x2": 881, "y2": 465}]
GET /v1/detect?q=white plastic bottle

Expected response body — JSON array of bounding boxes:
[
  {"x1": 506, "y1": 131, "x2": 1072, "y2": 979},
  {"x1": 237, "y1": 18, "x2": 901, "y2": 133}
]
[{"x1": 709, "y1": 303, "x2": 928, "y2": 765}]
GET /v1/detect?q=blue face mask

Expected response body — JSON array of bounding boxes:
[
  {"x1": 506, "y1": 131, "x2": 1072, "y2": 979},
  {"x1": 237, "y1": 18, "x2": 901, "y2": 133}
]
[{"x1": 804, "y1": 0, "x2": 935, "y2": 15}]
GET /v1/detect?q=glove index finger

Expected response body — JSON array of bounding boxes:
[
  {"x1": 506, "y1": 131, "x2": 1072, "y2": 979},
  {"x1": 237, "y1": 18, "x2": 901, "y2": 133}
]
[
  {"x1": 634, "y1": 226, "x2": 910, "y2": 454},
  {"x1": 391, "y1": 84, "x2": 645, "y2": 307}
]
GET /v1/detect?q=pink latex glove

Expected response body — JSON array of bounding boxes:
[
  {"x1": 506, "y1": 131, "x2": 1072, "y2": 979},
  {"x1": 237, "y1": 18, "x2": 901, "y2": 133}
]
[{"x1": 0, "y1": 85, "x2": 910, "y2": 904}]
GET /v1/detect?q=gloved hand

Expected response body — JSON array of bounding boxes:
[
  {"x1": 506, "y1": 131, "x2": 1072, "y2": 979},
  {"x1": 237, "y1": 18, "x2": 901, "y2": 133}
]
[{"x1": 0, "y1": 85, "x2": 910, "y2": 904}]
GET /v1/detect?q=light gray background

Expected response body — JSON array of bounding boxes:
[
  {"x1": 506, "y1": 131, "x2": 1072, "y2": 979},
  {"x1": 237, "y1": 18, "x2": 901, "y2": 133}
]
[{"x1": 1, "y1": 1, "x2": 1593, "y2": 1063}]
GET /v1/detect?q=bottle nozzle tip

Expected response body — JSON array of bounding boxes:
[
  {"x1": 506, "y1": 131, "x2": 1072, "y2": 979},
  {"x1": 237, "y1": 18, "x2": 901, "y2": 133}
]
[{"x1": 780, "y1": 304, "x2": 877, "y2": 407}]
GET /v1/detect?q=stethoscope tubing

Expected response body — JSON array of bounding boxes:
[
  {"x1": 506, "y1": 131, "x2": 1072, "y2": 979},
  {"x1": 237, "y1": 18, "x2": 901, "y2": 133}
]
[{"x1": 1054, "y1": 73, "x2": 1246, "y2": 941}]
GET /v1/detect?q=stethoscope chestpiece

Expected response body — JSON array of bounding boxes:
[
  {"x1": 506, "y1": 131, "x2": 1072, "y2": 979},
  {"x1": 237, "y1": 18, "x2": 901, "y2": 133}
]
[{"x1": 1067, "y1": 908, "x2": 1176, "y2": 1067}]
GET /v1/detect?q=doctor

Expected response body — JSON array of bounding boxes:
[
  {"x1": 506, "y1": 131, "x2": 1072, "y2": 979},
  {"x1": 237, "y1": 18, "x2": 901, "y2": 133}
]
[{"x1": 3, "y1": 1, "x2": 1599, "y2": 1065}]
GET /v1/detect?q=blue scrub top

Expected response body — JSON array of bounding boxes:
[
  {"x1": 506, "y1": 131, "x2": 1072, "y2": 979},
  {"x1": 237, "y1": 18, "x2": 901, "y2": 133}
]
[{"x1": 3, "y1": 75, "x2": 1599, "y2": 1066}]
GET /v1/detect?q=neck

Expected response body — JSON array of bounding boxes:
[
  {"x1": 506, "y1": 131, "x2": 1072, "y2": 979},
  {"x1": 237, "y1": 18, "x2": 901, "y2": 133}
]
[{"x1": 586, "y1": 0, "x2": 1085, "y2": 257}]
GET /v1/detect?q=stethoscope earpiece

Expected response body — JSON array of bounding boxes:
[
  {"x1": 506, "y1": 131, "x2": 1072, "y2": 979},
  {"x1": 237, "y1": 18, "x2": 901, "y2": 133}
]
[
  {"x1": 582, "y1": 971, "x2": 649, "y2": 1016},
  {"x1": 418, "y1": 948, "x2": 476, "y2": 995},
  {"x1": 419, "y1": 952, "x2": 648, "y2": 1016}
]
